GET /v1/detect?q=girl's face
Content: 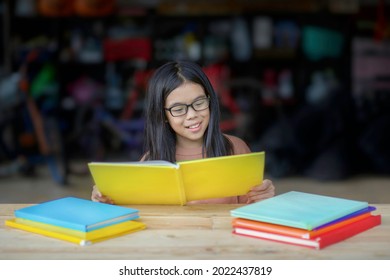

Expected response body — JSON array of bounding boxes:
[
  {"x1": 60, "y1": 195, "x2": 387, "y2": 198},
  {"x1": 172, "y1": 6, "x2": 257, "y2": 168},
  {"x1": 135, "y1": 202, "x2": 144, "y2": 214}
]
[{"x1": 164, "y1": 82, "x2": 210, "y2": 148}]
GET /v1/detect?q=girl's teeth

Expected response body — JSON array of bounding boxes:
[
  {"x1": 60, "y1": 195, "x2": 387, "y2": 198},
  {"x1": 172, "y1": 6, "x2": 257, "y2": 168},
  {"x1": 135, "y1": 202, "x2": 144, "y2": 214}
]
[{"x1": 189, "y1": 124, "x2": 199, "y2": 129}]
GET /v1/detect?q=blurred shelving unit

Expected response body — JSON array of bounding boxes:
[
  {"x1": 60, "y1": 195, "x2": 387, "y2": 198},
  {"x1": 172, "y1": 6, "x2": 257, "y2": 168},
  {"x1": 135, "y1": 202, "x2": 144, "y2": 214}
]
[{"x1": 2, "y1": 0, "x2": 389, "y2": 179}]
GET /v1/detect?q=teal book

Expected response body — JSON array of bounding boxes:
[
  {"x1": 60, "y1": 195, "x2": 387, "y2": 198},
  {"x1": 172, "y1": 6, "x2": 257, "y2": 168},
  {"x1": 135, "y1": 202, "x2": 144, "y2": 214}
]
[
  {"x1": 14, "y1": 197, "x2": 139, "y2": 232},
  {"x1": 231, "y1": 191, "x2": 369, "y2": 230}
]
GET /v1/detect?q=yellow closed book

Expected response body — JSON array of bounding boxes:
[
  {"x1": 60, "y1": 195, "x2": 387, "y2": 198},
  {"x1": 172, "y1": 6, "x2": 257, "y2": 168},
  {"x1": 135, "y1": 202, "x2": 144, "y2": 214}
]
[
  {"x1": 88, "y1": 151, "x2": 265, "y2": 205},
  {"x1": 5, "y1": 218, "x2": 146, "y2": 246}
]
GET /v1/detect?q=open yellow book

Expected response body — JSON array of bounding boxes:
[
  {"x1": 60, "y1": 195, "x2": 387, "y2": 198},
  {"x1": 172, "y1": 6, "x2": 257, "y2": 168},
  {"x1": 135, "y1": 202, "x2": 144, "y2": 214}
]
[
  {"x1": 5, "y1": 218, "x2": 146, "y2": 246},
  {"x1": 88, "y1": 152, "x2": 265, "y2": 205}
]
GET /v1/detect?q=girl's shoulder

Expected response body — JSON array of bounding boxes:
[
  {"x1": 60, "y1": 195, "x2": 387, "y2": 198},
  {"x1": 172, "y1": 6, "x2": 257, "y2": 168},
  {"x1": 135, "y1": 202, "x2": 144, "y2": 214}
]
[{"x1": 223, "y1": 134, "x2": 251, "y2": 155}]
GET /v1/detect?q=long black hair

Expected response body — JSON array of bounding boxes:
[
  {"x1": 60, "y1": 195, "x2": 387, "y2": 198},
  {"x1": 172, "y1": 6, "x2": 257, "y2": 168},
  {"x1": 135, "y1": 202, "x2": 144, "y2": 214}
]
[{"x1": 143, "y1": 61, "x2": 233, "y2": 162}]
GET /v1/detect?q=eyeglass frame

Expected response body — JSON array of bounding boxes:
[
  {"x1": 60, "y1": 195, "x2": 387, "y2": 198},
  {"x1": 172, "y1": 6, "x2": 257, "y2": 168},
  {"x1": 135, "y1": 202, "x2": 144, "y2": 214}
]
[{"x1": 164, "y1": 96, "x2": 210, "y2": 117}]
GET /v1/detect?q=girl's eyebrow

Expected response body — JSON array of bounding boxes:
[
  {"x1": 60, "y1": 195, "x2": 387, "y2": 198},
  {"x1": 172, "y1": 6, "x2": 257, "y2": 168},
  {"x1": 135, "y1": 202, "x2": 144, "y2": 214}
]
[{"x1": 167, "y1": 95, "x2": 207, "y2": 107}]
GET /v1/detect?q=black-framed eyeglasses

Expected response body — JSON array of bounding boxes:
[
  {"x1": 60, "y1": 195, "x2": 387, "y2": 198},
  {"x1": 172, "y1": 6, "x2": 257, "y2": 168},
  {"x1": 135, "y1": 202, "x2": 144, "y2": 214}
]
[{"x1": 164, "y1": 96, "x2": 210, "y2": 117}]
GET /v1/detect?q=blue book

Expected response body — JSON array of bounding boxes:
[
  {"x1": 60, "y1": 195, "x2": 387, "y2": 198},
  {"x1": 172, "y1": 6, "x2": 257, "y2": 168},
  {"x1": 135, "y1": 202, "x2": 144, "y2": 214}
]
[
  {"x1": 231, "y1": 191, "x2": 369, "y2": 230},
  {"x1": 14, "y1": 197, "x2": 139, "y2": 232}
]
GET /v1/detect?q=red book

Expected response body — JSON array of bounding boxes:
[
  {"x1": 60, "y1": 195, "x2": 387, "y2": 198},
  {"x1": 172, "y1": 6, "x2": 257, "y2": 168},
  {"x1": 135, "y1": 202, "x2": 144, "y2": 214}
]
[{"x1": 233, "y1": 215, "x2": 381, "y2": 249}]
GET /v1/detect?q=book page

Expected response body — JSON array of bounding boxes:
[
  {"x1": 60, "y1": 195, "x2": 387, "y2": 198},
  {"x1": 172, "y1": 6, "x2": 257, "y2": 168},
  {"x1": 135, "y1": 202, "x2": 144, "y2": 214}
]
[
  {"x1": 88, "y1": 161, "x2": 185, "y2": 205},
  {"x1": 179, "y1": 152, "x2": 265, "y2": 201}
]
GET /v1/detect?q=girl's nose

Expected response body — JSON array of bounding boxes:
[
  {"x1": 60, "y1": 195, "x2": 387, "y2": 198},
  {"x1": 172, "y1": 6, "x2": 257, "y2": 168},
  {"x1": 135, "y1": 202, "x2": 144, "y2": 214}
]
[{"x1": 185, "y1": 105, "x2": 198, "y2": 118}]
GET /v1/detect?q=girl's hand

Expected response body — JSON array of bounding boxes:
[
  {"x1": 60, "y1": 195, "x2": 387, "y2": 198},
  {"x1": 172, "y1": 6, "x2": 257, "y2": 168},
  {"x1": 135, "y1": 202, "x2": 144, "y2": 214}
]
[
  {"x1": 244, "y1": 179, "x2": 275, "y2": 204},
  {"x1": 91, "y1": 185, "x2": 114, "y2": 204}
]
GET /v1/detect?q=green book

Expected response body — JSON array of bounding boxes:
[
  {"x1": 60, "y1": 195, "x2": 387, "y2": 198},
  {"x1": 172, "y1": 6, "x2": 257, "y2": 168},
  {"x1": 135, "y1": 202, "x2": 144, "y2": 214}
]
[{"x1": 231, "y1": 191, "x2": 369, "y2": 230}]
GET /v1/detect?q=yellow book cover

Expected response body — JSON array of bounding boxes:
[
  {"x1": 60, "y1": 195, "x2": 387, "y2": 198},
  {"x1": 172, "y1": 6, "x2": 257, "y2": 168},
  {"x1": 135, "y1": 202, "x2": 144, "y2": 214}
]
[
  {"x1": 5, "y1": 218, "x2": 146, "y2": 246},
  {"x1": 88, "y1": 151, "x2": 265, "y2": 205}
]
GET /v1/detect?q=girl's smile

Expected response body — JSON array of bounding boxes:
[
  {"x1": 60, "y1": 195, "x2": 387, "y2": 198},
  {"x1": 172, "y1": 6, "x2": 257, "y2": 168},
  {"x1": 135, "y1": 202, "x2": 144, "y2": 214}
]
[{"x1": 186, "y1": 122, "x2": 201, "y2": 130}]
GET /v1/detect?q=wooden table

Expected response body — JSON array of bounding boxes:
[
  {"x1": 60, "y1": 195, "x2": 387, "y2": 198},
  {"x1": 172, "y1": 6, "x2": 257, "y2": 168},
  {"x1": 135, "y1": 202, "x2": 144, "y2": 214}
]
[{"x1": 0, "y1": 204, "x2": 389, "y2": 260}]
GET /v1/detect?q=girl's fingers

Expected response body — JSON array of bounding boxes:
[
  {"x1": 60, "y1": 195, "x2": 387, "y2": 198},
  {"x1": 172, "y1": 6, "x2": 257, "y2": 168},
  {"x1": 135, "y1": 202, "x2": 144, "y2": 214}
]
[{"x1": 247, "y1": 180, "x2": 275, "y2": 203}]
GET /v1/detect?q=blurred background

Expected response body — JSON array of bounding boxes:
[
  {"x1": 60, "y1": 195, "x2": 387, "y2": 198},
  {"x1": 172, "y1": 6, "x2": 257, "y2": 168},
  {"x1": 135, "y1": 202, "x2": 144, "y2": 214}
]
[{"x1": 0, "y1": 0, "x2": 389, "y2": 203}]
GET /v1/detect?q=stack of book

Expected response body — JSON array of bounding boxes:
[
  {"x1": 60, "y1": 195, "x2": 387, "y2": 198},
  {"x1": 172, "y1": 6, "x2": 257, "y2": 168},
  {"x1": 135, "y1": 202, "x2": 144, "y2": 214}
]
[
  {"x1": 231, "y1": 191, "x2": 381, "y2": 249},
  {"x1": 5, "y1": 196, "x2": 145, "y2": 246}
]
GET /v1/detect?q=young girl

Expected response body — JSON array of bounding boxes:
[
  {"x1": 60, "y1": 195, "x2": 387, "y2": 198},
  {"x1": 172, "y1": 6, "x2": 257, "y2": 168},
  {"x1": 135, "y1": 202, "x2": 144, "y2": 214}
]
[{"x1": 92, "y1": 61, "x2": 275, "y2": 204}]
